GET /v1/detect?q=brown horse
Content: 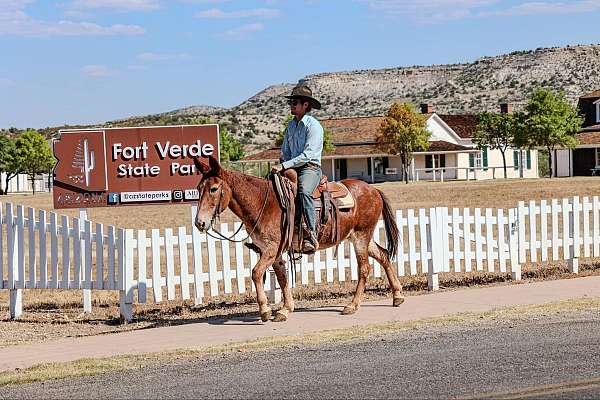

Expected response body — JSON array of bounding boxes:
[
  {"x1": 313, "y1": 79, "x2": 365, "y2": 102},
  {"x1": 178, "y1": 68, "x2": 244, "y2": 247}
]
[{"x1": 193, "y1": 156, "x2": 404, "y2": 322}]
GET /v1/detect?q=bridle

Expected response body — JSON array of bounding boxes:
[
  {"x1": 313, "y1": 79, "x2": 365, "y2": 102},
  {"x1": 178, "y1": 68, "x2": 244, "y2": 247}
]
[{"x1": 198, "y1": 177, "x2": 270, "y2": 243}]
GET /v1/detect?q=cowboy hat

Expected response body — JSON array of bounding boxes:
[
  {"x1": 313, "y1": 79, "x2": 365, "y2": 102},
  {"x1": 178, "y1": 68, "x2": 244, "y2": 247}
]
[{"x1": 285, "y1": 83, "x2": 322, "y2": 110}]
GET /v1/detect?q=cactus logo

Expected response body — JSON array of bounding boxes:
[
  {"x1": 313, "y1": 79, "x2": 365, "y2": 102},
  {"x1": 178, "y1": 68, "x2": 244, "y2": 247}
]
[
  {"x1": 72, "y1": 138, "x2": 95, "y2": 187},
  {"x1": 53, "y1": 131, "x2": 108, "y2": 192}
]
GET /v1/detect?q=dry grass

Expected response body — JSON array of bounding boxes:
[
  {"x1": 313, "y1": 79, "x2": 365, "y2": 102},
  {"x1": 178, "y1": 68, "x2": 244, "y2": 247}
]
[
  {"x1": 5, "y1": 177, "x2": 600, "y2": 228},
  {"x1": 2, "y1": 295, "x2": 600, "y2": 387},
  {"x1": 2, "y1": 176, "x2": 600, "y2": 345}
]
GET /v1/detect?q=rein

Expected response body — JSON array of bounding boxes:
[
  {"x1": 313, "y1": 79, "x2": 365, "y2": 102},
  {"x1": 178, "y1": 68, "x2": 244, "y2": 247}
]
[{"x1": 203, "y1": 177, "x2": 271, "y2": 243}]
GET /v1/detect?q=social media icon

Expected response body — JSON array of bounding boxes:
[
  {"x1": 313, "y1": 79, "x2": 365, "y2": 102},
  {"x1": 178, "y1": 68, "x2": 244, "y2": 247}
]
[
  {"x1": 172, "y1": 190, "x2": 184, "y2": 201},
  {"x1": 107, "y1": 193, "x2": 120, "y2": 205}
]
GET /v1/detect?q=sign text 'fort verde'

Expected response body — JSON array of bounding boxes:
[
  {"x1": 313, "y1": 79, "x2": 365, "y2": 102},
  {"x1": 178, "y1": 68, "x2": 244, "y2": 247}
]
[{"x1": 52, "y1": 125, "x2": 219, "y2": 209}]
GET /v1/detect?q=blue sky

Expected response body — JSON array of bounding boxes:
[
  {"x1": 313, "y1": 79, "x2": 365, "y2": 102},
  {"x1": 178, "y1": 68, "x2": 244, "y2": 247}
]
[{"x1": 1, "y1": 0, "x2": 600, "y2": 128}]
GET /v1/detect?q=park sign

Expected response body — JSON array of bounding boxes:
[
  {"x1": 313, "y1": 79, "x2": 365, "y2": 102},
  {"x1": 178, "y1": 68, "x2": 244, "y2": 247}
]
[{"x1": 52, "y1": 125, "x2": 219, "y2": 209}]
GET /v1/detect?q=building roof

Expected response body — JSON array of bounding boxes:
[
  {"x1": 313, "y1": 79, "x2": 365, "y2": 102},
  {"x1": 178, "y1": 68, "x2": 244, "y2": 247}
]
[
  {"x1": 321, "y1": 116, "x2": 385, "y2": 144},
  {"x1": 436, "y1": 114, "x2": 479, "y2": 139},
  {"x1": 577, "y1": 131, "x2": 600, "y2": 145},
  {"x1": 319, "y1": 113, "x2": 477, "y2": 144},
  {"x1": 240, "y1": 141, "x2": 475, "y2": 162},
  {"x1": 580, "y1": 89, "x2": 600, "y2": 99},
  {"x1": 240, "y1": 113, "x2": 479, "y2": 162}
]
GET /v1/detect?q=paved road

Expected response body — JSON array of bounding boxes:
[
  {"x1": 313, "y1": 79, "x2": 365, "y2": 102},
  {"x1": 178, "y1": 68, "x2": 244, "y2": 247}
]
[{"x1": 3, "y1": 310, "x2": 600, "y2": 399}]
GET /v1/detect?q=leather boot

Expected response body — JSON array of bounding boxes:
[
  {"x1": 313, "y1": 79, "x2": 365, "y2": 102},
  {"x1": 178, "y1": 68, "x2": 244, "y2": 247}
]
[{"x1": 302, "y1": 231, "x2": 319, "y2": 253}]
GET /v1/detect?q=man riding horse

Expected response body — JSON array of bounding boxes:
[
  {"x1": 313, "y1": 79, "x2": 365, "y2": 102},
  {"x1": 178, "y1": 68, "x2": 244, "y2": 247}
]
[{"x1": 271, "y1": 83, "x2": 323, "y2": 253}]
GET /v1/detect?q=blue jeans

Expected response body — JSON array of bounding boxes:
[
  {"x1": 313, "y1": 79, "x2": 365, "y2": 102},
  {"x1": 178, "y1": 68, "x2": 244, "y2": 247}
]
[{"x1": 295, "y1": 164, "x2": 321, "y2": 237}]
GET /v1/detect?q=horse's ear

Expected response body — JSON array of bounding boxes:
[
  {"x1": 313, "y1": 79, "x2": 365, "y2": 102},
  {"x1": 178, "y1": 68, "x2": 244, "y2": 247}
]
[
  {"x1": 208, "y1": 155, "x2": 222, "y2": 176},
  {"x1": 193, "y1": 157, "x2": 210, "y2": 176}
]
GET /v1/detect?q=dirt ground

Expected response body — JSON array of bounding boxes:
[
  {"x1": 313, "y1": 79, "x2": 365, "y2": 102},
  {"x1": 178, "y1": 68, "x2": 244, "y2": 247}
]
[{"x1": 2, "y1": 177, "x2": 600, "y2": 347}]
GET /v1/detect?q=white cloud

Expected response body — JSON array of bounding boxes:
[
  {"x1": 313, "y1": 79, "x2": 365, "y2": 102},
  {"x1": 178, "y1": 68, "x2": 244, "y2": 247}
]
[
  {"x1": 0, "y1": 78, "x2": 16, "y2": 86},
  {"x1": 81, "y1": 65, "x2": 120, "y2": 77},
  {"x1": 481, "y1": 0, "x2": 600, "y2": 16},
  {"x1": 127, "y1": 64, "x2": 148, "y2": 70},
  {"x1": 197, "y1": 8, "x2": 281, "y2": 18},
  {"x1": 180, "y1": 0, "x2": 232, "y2": 3},
  {"x1": 361, "y1": 0, "x2": 600, "y2": 22},
  {"x1": 136, "y1": 52, "x2": 190, "y2": 61},
  {"x1": 69, "y1": 0, "x2": 160, "y2": 11},
  {"x1": 361, "y1": 0, "x2": 497, "y2": 22},
  {"x1": 0, "y1": 0, "x2": 145, "y2": 36},
  {"x1": 218, "y1": 23, "x2": 264, "y2": 40}
]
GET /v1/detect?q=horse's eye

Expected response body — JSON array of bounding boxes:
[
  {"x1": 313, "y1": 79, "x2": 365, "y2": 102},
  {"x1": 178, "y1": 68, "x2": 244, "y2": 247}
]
[{"x1": 210, "y1": 187, "x2": 218, "y2": 194}]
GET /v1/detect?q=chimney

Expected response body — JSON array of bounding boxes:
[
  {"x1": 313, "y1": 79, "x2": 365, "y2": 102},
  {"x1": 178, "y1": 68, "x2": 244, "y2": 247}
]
[
  {"x1": 420, "y1": 103, "x2": 433, "y2": 114},
  {"x1": 500, "y1": 103, "x2": 514, "y2": 114}
]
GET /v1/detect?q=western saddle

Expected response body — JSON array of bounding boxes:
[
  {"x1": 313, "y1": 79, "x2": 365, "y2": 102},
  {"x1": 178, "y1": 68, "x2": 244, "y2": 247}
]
[{"x1": 311, "y1": 175, "x2": 355, "y2": 229}]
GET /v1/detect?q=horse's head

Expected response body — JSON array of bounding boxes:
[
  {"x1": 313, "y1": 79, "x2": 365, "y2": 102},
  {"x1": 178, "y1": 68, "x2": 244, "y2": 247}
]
[{"x1": 193, "y1": 155, "x2": 232, "y2": 232}]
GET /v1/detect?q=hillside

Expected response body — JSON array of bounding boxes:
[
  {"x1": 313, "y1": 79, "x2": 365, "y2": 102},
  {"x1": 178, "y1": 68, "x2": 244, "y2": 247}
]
[{"x1": 34, "y1": 44, "x2": 600, "y2": 151}]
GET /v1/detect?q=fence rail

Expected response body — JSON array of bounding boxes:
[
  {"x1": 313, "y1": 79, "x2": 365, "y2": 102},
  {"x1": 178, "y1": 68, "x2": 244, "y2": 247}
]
[{"x1": 1, "y1": 196, "x2": 597, "y2": 321}]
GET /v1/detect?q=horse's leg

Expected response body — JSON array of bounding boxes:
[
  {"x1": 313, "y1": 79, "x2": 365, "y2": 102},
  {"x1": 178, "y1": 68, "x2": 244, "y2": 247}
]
[
  {"x1": 252, "y1": 253, "x2": 277, "y2": 322},
  {"x1": 343, "y1": 232, "x2": 372, "y2": 315},
  {"x1": 368, "y1": 240, "x2": 405, "y2": 306},
  {"x1": 272, "y1": 259, "x2": 295, "y2": 322}
]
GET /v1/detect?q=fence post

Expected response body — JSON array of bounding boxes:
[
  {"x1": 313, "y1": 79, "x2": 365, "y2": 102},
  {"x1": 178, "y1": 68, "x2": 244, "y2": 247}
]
[
  {"x1": 6, "y1": 203, "x2": 23, "y2": 319},
  {"x1": 267, "y1": 268, "x2": 281, "y2": 304},
  {"x1": 118, "y1": 229, "x2": 134, "y2": 323},
  {"x1": 508, "y1": 208, "x2": 521, "y2": 281},
  {"x1": 569, "y1": 197, "x2": 580, "y2": 274},
  {"x1": 79, "y1": 209, "x2": 92, "y2": 313},
  {"x1": 427, "y1": 207, "x2": 439, "y2": 291}
]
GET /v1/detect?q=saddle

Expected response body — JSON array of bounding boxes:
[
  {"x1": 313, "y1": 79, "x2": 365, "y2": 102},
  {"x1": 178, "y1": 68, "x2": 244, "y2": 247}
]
[
  {"x1": 312, "y1": 176, "x2": 355, "y2": 211},
  {"x1": 271, "y1": 173, "x2": 355, "y2": 255}
]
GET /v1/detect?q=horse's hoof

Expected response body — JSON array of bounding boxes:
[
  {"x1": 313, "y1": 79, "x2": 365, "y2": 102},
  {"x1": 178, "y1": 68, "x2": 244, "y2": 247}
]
[
  {"x1": 342, "y1": 305, "x2": 357, "y2": 315},
  {"x1": 273, "y1": 312, "x2": 288, "y2": 322},
  {"x1": 393, "y1": 296, "x2": 405, "y2": 307},
  {"x1": 260, "y1": 310, "x2": 272, "y2": 322}
]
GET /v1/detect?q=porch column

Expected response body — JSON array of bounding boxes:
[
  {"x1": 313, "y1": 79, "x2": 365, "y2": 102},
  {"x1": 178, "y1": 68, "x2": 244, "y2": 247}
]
[
  {"x1": 370, "y1": 157, "x2": 375, "y2": 184},
  {"x1": 519, "y1": 150, "x2": 524, "y2": 178},
  {"x1": 411, "y1": 158, "x2": 415, "y2": 182},
  {"x1": 331, "y1": 158, "x2": 336, "y2": 181},
  {"x1": 569, "y1": 149, "x2": 573, "y2": 177},
  {"x1": 432, "y1": 155, "x2": 436, "y2": 182}
]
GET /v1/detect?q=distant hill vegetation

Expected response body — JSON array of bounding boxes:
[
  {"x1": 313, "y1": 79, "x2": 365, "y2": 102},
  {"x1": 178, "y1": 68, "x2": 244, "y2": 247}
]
[{"x1": 20, "y1": 44, "x2": 600, "y2": 151}]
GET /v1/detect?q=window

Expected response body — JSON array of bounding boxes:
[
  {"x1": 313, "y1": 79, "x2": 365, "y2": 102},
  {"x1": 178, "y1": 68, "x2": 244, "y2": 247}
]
[
  {"x1": 513, "y1": 150, "x2": 531, "y2": 170},
  {"x1": 373, "y1": 157, "x2": 389, "y2": 175},
  {"x1": 426, "y1": 154, "x2": 446, "y2": 172},
  {"x1": 469, "y1": 150, "x2": 485, "y2": 169},
  {"x1": 596, "y1": 102, "x2": 600, "y2": 123},
  {"x1": 367, "y1": 157, "x2": 389, "y2": 176}
]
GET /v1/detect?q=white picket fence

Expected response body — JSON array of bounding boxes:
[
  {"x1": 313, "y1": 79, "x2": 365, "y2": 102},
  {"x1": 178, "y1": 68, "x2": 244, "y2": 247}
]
[{"x1": 1, "y1": 196, "x2": 597, "y2": 321}]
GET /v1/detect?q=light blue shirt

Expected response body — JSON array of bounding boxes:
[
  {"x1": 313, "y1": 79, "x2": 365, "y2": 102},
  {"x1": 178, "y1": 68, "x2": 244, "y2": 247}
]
[{"x1": 281, "y1": 114, "x2": 323, "y2": 169}]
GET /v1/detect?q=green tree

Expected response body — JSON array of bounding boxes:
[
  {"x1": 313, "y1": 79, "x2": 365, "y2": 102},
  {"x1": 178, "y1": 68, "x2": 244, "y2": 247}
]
[
  {"x1": 15, "y1": 130, "x2": 55, "y2": 195},
  {"x1": 190, "y1": 118, "x2": 245, "y2": 162},
  {"x1": 219, "y1": 125, "x2": 245, "y2": 162},
  {"x1": 275, "y1": 115, "x2": 335, "y2": 152},
  {"x1": 519, "y1": 88, "x2": 582, "y2": 178},
  {"x1": 473, "y1": 112, "x2": 524, "y2": 179},
  {"x1": 0, "y1": 134, "x2": 20, "y2": 195},
  {"x1": 377, "y1": 103, "x2": 431, "y2": 184}
]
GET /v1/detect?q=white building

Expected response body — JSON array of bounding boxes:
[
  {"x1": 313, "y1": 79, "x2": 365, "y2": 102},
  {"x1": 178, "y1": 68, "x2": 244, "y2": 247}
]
[
  {"x1": 241, "y1": 105, "x2": 538, "y2": 182},
  {"x1": 0, "y1": 172, "x2": 51, "y2": 194},
  {"x1": 555, "y1": 89, "x2": 600, "y2": 177}
]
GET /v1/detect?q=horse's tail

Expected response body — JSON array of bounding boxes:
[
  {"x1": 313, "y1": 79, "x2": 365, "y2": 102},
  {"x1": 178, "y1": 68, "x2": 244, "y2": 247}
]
[{"x1": 377, "y1": 189, "x2": 399, "y2": 261}]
